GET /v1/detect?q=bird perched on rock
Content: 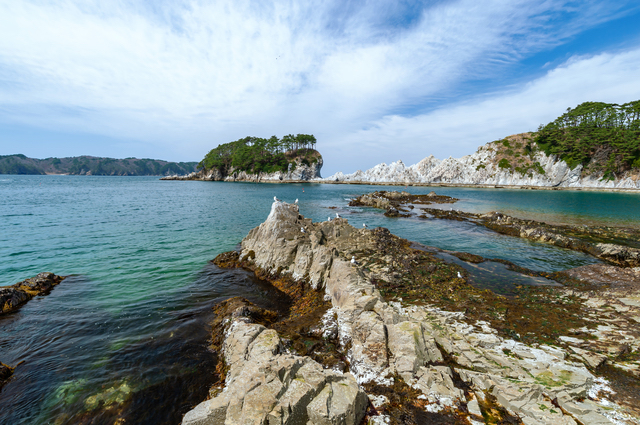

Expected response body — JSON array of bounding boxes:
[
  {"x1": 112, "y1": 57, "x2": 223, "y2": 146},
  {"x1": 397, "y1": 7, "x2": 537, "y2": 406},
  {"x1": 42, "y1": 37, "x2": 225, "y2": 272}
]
[
  {"x1": 327, "y1": 216, "x2": 331, "y2": 222},
  {"x1": 351, "y1": 256, "x2": 358, "y2": 265},
  {"x1": 300, "y1": 227, "x2": 305, "y2": 233},
  {"x1": 457, "y1": 271, "x2": 462, "y2": 278},
  {"x1": 295, "y1": 198, "x2": 298, "y2": 204},
  {"x1": 335, "y1": 212, "x2": 341, "y2": 219},
  {"x1": 363, "y1": 223, "x2": 368, "y2": 228},
  {"x1": 274, "y1": 196, "x2": 281, "y2": 202}
]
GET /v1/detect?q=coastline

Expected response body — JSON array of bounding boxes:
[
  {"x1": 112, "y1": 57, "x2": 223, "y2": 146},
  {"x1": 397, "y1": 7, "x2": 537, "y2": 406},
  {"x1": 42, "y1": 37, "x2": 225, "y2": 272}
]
[
  {"x1": 183, "y1": 200, "x2": 640, "y2": 424},
  {"x1": 162, "y1": 175, "x2": 640, "y2": 193}
]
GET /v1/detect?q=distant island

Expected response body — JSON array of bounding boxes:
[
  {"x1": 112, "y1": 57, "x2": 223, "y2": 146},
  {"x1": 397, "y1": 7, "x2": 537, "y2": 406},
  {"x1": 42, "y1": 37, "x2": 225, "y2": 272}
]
[
  {"x1": 0, "y1": 155, "x2": 199, "y2": 176},
  {"x1": 163, "y1": 134, "x2": 323, "y2": 182},
  {"x1": 326, "y1": 100, "x2": 640, "y2": 190}
]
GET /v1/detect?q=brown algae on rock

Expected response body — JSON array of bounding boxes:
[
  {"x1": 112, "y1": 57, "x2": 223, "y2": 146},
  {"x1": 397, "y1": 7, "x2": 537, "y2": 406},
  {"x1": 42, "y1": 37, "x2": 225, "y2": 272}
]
[{"x1": 183, "y1": 199, "x2": 640, "y2": 424}]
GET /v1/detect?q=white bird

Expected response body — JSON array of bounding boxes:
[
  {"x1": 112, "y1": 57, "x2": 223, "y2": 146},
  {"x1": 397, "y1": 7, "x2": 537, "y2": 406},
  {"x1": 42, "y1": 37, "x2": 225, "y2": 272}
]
[
  {"x1": 363, "y1": 223, "x2": 368, "y2": 228},
  {"x1": 351, "y1": 256, "x2": 358, "y2": 265},
  {"x1": 274, "y1": 196, "x2": 281, "y2": 202},
  {"x1": 335, "y1": 212, "x2": 341, "y2": 218},
  {"x1": 457, "y1": 271, "x2": 462, "y2": 278},
  {"x1": 301, "y1": 227, "x2": 305, "y2": 233},
  {"x1": 295, "y1": 198, "x2": 298, "y2": 204},
  {"x1": 328, "y1": 216, "x2": 331, "y2": 222}
]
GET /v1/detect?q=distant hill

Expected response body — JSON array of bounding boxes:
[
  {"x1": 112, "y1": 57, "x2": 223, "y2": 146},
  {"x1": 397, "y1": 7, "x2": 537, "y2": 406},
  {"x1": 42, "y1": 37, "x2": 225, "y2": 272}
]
[{"x1": 0, "y1": 154, "x2": 199, "y2": 176}]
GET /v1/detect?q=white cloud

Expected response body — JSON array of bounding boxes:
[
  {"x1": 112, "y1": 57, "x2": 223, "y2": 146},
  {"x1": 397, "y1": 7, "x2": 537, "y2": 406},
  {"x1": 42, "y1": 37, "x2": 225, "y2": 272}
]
[
  {"x1": 337, "y1": 48, "x2": 640, "y2": 173},
  {"x1": 0, "y1": 0, "x2": 637, "y2": 170}
]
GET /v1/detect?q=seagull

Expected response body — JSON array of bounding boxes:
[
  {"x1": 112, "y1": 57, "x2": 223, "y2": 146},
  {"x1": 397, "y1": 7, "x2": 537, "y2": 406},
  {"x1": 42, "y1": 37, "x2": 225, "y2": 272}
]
[
  {"x1": 295, "y1": 198, "x2": 299, "y2": 204},
  {"x1": 363, "y1": 223, "x2": 368, "y2": 228},
  {"x1": 335, "y1": 212, "x2": 341, "y2": 219},
  {"x1": 301, "y1": 227, "x2": 305, "y2": 233},
  {"x1": 457, "y1": 271, "x2": 462, "y2": 278},
  {"x1": 351, "y1": 256, "x2": 358, "y2": 265},
  {"x1": 274, "y1": 196, "x2": 281, "y2": 202},
  {"x1": 328, "y1": 216, "x2": 331, "y2": 222}
]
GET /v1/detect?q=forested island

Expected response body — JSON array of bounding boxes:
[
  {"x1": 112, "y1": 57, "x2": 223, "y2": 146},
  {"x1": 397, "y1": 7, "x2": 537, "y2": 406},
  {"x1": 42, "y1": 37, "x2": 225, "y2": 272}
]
[
  {"x1": 163, "y1": 133, "x2": 323, "y2": 182},
  {"x1": 198, "y1": 133, "x2": 319, "y2": 175},
  {"x1": 0, "y1": 155, "x2": 198, "y2": 176}
]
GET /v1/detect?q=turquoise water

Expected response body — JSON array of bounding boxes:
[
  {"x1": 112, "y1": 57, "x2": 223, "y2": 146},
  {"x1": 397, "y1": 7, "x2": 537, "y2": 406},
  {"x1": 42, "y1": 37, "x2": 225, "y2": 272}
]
[{"x1": 0, "y1": 176, "x2": 637, "y2": 424}]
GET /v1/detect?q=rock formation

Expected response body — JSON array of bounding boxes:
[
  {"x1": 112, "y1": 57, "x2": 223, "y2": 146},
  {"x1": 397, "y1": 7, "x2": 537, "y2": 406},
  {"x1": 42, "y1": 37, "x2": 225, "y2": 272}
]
[
  {"x1": 324, "y1": 133, "x2": 640, "y2": 190},
  {"x1": 162, "y1": 156, "x2": 323, "y2": 182},
  {"x1": 0, "y1": 272, "x2": 67, "y2": 314},
  {"x1": 184, "y1": 201, "x2": 639, "y2": 424}
]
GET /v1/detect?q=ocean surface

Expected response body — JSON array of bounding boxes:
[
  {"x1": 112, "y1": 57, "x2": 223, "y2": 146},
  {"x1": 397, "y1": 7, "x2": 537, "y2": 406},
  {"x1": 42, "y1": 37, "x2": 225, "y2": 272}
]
[{"x1": 1, "y1": 175, "x2": 638, "y2": 424}]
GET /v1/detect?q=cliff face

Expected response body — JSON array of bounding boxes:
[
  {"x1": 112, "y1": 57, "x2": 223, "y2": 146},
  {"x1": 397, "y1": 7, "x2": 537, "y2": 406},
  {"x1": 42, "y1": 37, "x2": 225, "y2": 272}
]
[
  {"x1": 325, "y1": 133, "x2": 640, "y2": 189},
  {"x1": 162, "y1": 155, "x2": 323, "y2": 182}
]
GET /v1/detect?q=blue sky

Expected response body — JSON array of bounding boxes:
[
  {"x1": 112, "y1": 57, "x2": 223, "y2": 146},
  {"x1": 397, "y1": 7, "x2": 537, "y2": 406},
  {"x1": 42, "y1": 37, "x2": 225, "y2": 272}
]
[{"x1": 1, "y1": 0, "x2": 640, "y2": 175}]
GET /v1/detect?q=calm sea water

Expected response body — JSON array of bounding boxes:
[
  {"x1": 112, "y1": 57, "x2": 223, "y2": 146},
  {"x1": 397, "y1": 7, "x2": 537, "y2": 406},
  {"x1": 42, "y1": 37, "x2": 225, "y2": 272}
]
[{"x1": 0, "y1": 176, "x2": 638, "y2": 424}]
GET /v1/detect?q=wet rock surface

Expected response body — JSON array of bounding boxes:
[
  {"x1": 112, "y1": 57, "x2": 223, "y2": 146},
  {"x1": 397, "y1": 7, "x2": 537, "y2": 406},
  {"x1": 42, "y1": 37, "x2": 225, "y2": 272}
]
[
  {"x1": 349, "y1": 190, "x2": 458, "y2": 218},
  {"x1": 416, "y1": 208, "x2": 640, "y2": 267},
  {"x1": 0, "y1": 272, "x2": 67, "y2": 314},
  {"x1": 0, "y1": 361, "x2": 14, "y2": 390},
  {"x1": 185, "y1": 201, "x2": 640, "y2": 424}
]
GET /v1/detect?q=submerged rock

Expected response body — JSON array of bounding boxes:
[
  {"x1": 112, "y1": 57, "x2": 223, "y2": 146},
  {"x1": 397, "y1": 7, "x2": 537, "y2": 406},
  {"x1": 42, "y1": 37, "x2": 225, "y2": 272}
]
[
  {"x1": 0, "y1": 362, "x2": 14, "y2": 390},
  {"x1": 0, "y1": 272, "x2": 67, "y2": 314}
]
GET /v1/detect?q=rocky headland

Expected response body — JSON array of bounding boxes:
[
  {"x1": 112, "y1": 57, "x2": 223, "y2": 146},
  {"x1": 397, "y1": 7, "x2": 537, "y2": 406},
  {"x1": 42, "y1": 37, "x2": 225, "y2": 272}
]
[
  {"x1": 324, "y1": 133, "x2": 640, "y2": 190},
  {"x1": 0, "y1": 272, "x2": 67, "y2": 314},
  {"x1": 183, "y1": 201, "x2": 640, "y2": 425}
]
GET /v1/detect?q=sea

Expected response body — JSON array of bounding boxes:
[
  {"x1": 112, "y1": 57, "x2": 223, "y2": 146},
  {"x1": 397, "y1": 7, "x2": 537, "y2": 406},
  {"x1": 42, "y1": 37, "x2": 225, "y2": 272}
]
[{"x1": 1, "y1": 175, "x2": 639, "y2": 424}]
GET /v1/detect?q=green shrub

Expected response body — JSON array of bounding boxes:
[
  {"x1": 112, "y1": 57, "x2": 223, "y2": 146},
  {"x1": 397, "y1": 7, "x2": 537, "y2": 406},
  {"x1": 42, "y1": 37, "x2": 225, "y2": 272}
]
[{"x1": 498, "y1": 158, "x2": 511, "y2": 169}]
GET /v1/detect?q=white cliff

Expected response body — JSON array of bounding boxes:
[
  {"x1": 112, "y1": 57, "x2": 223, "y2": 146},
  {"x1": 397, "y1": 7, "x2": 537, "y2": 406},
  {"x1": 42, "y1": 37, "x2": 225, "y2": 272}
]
[{"x1": 323, "y1": 134, "x2": 640, "y2": 189}]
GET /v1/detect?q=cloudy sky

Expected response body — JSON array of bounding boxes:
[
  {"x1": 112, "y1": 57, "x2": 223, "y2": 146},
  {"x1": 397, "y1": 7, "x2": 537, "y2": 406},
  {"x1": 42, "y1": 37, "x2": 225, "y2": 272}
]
[{"x1": 1, "y1": 0, "x2": 640, "y2": 175}]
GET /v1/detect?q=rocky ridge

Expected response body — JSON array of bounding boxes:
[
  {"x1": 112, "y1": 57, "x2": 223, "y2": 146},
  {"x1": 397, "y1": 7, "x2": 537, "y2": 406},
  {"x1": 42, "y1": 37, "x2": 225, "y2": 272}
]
[
  {"x1": 162, "y1": 156, "x2": 323, "y2": 182},
  {"x1": 324, "y1": 133, "x2": 640, "y2": 189},
  {"x1": 184, "y1": 201, "x2": 639, "y2": 424}
]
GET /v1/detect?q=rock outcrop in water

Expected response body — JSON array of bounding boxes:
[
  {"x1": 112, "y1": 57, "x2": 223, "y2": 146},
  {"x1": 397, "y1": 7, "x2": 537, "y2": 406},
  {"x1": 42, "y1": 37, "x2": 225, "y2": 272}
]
[
  {"x1": 161, "y1": 155, "x2": 323, "y2": 183},
  {"x1": 0, "y1": 362, "x2": 14, "y2": 390},
  {"x1": 185, "y1": 201, "x2": 640, "y2": 424},
  {"x1": 0, "y1": 272, "x2": 66, "y2": 314},
  {"x1": 324, "y1": 133, "x2": 640, "y2": 190}
]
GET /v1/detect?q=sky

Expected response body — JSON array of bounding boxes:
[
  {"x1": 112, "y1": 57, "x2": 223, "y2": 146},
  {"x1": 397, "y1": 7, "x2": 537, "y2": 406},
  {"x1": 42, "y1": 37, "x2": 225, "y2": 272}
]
[{"x1": 1, "y1": 0, "x2": 640, "y2": 175}]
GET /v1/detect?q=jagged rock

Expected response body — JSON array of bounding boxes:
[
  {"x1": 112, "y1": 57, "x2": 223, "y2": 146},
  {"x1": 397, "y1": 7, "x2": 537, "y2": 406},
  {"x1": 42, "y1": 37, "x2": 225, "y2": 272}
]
[
  {"x1": 324, "y1": 133, "x2": 640, "y2": 189},
  {"x1": 163, "y1": 156, "x2": 323, "y2": 182},
  {"x1": 187, "y1": 201, "x2": 636, "y2": 424},
  {"x1": 183, "y1": 307, "x2": 367, "y2": 425},
  {"x1": 1, "y1": 272, "x2": 67, "y2": 314}
]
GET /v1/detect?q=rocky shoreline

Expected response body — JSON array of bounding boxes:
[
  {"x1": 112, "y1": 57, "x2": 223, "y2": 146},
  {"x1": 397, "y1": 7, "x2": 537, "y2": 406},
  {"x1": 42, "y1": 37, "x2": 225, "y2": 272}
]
[
  {"x1": 323, "y1": 133, "x2": 640, "y2": 190},
  {"x1": 351, "y1": 190, "x2": 640, "y2": 267},
  {"x1": 0, "y1": 272, "x2": 67, "y2": 391},
  {"x1": 161, "y1": 156, "x2": 323, "y2": 183},
  {"x1": 183, "y1": 201, "x2": 640, "y2": 424}
]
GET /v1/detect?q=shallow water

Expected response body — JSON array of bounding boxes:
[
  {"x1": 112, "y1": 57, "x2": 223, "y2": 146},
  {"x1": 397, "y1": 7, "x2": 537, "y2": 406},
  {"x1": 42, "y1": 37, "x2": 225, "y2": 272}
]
[{"x1": 0, "y1": 176, "x2": 637, "y2": 423}]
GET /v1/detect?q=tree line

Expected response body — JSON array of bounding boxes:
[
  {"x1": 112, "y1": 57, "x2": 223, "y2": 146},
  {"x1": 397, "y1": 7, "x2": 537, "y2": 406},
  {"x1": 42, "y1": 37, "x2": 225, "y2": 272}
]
[
  {"x1": 535, "y1": 100, "x2": 640, "y2": 175},
  {"x1": 198, "y1": 134, "x2": 319, "y2": 175}
]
